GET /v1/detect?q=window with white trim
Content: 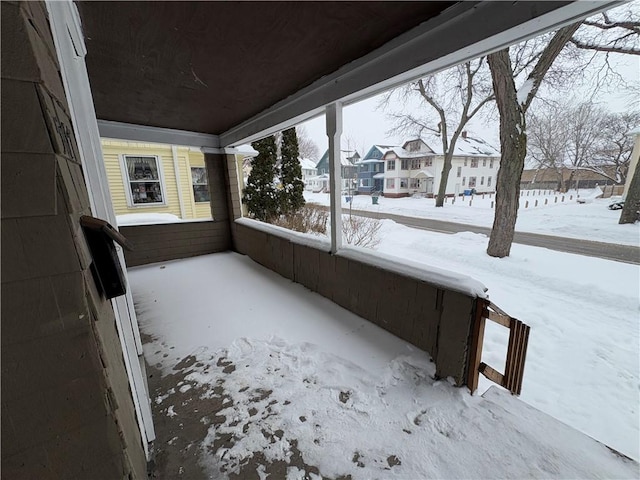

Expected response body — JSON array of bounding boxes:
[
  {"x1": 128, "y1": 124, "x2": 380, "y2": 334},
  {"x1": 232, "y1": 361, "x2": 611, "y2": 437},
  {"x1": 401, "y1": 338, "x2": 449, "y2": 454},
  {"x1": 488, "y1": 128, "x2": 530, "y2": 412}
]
[
  {"x1": 401, "y1": 159, "x2": 409, "y2": 170},
  {"x1": 488, "y1": 176, "x2": 492, "y2": 187},
  {"x1": 386, "y1": 178, "x2": 395, "y2": 189},
  {"x1": 457, "y1": 166, "x2": 461, "y2": 178},
  {"x1": 124, "y1": 155, "x2": 164, "y2": 205},
  {"x1": 410, "y1": 178, "x2": 420, "y2": 189},
  {"x1": 481, "y1": 176, "x2": 484, "y2": 185},
  {"x1": 462, "y1": 177, "x2": 466, "y2": 186},
  {"x1": 490, "y1": 159, "x2": 494, "y2": 169},
  {"x1": 387, "y1": 160, "x2": 395, "y2": 171},
  {"x1": 411, "y1": 159, "x2": 421, "y2": 169},
  {"x1": 483, "y1": 159, "x2": 487, "y2": 167},
  {"x1": 191, "y1": 167, "x2": 210, "y2": 202},
  {"x1": 360, "y1": 178, "x2": 370, "y2": 187},
  {"x1": 469, "y1": 176, "x2": 477, "y2": 188},
  {"x1": 400, "y1": 177, "x2": 409, "y2": 188},
  {"x1": 471, "y1": 158, "x2": 478, "y2": 168}
]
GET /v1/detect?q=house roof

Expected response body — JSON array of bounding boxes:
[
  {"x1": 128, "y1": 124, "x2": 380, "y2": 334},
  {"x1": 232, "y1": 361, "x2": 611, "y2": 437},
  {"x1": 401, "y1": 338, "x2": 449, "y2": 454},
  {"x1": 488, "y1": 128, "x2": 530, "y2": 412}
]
[
  {"x1": 299, "y1": 158, "x2": 317, "y2": 170},
  {"x1": 358, "y1": 145, "x2": 399, "y2": 163},
  {"x1": 411, "y1": 169, "x2": 435, "y2": 179},
  {"x1": 317, "y1": 149, "x2": 361, "y2": 168},
  {"x1": 382, "y1": 148, "x2": 432, "y2": 160},
  {"x1": 406, "y1": 134, "x2": 500, "y2": 157},
  {"x1": 520, "y1": 166, "x2": 620, "y2": 184},
  {"x1": 75, "y1": 2, "x2": 584, "y2": 145}
]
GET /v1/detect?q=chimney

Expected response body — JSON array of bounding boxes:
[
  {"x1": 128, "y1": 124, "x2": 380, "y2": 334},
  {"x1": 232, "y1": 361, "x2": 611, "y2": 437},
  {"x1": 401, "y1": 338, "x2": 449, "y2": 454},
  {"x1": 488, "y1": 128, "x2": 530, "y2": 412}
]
[{"x1": 462, "y1": 131, "x2": 467, "y2": 139}]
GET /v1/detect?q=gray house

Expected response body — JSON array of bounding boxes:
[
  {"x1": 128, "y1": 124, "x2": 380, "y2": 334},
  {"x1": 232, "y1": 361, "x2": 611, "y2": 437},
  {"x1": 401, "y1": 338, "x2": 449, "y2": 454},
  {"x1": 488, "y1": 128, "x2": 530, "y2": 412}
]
[
  {"x1": 356, "y1": 145, "x2": 396, "y2": 194},
  {"x1": 316, "y1": 149, "x2": 361, "y2": 191}
]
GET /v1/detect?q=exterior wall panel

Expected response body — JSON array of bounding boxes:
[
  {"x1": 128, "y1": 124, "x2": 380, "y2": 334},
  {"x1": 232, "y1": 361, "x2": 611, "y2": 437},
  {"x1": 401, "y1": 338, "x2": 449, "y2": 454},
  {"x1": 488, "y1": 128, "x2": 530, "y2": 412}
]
[
  {"x1": 1, "y1": 3, "x2": 147, "y2": 478},
  {"x1": 233, "y1": 222, "x2": 477, "y2": 386}
]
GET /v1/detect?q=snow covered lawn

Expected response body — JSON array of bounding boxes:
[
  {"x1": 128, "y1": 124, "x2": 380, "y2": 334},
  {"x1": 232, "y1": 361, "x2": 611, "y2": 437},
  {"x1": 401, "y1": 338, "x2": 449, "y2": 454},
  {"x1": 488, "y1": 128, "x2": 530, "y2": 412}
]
[
  {"x1": 131, "y1": 237, "x2": 638, "y2": 477},
  {"x1": 304, "y1": 190, "x2": 640, "y2": 246},
  {"x1": 374, "y1": 220, "x2": 639, "y2": 461}
]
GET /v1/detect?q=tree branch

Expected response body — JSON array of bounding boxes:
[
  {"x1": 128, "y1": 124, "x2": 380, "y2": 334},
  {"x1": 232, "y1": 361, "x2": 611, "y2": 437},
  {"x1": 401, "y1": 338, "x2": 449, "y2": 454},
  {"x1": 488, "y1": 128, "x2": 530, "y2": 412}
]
[
  {"x1": 522, "y1": 22, "x2": 582, "y2": 112},
  {"x1": 569, "y1": 37, "x2": 640, "y2": 55}
]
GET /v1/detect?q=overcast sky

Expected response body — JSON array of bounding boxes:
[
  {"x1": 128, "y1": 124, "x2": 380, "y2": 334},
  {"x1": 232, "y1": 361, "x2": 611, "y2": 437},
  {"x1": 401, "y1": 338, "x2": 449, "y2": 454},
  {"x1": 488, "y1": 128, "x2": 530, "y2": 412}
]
[{"x1": 299, "y1": 53, "x2": 639, "y2": 160}]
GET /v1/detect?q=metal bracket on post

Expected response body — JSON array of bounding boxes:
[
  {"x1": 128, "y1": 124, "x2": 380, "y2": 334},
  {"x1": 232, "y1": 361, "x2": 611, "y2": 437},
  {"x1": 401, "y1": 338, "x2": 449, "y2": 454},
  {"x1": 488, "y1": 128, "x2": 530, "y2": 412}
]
[{"x1": 326, "y1": 102, "x2": 343, "y2": 254}]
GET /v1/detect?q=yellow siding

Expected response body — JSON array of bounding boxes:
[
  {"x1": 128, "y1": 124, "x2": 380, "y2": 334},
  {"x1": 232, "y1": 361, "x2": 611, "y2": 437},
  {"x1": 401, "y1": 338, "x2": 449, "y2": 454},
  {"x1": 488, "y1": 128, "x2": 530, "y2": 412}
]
[{"x1": 101, "y1": 140, "x2": 182, "y2": 217}]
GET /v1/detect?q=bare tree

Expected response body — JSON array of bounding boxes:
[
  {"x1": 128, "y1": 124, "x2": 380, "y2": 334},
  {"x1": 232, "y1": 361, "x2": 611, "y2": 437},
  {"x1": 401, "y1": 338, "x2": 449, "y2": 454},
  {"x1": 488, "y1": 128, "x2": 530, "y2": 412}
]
[
  {"x1": 386, "y1": 59, "x2": 494, "y2": 207},
  {"x1": 488, "y1": 3, "x2": 639, "y2": 257},
  {"x1": 570, "y1": 5, "x2": 640, "y2": 55},
  {"x1": 583, "y1": 110, "x2": 640, "y2": 185},
  {"x1": 528, "y1": 101, "x2": 636, "y2": 191},
  {"x1": 527, "y1": 103, "x2": 569, "y2": 190},
  {"x1": 620, "y1": 159, "x2": 640, "y2": 224},
  {"x1": 296, "y1": 126, "x2": 320, "y2": 161},
  {"x1": 487, "y1": 23, "x2": 581, "y2": 258},
  {"x1": 564, "y1": 102, "x2": 608, "y2": 190}
]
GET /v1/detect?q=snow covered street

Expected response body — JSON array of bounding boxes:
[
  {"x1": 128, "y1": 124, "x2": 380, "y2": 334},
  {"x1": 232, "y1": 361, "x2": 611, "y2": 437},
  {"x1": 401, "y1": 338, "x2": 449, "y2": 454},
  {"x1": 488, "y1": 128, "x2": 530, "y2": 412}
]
[{"x1": 304, "y1": 190, "x2": 640, "y2": 246}]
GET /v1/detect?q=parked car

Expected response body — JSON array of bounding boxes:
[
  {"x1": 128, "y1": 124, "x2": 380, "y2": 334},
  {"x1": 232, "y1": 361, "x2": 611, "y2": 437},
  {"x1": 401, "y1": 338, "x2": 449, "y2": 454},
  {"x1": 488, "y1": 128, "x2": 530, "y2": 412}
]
[{"x1": 608, "y1": 201, "x2": 624, "y2": 210}]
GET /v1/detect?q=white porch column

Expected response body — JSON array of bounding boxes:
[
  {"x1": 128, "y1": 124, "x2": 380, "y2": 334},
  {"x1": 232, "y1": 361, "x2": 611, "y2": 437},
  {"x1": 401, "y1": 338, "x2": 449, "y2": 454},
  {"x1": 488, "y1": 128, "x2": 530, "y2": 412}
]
[{"x1": 327, "y1": 103, "x2": 343, "y2": 254}]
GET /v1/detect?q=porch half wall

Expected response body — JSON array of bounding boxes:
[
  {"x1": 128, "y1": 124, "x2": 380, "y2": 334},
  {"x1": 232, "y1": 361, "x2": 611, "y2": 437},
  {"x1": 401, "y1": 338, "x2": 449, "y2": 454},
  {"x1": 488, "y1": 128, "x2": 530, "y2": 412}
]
[
  {"x1": 119, "y1": 153, "x2": 232, "y2": 267},
  {"x1": 231, "y1": 222, "x2": 479, "y2": 385}
]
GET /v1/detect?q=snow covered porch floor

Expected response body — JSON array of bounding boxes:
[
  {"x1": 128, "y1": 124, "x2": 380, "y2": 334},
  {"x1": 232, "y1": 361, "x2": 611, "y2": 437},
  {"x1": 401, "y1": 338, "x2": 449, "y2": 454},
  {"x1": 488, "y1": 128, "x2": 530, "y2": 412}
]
[{"x1": 131, "y1": 252, "x2": 637, "y2": 479}]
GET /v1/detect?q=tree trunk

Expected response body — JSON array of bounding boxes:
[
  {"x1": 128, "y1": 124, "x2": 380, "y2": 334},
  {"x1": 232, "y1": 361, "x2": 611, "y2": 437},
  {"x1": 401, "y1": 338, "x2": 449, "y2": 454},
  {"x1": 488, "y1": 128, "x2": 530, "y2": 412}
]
[
  {"x1": 435, "y1": 152, "x2": 454, "y2": 207},
  {"x1": 619, "y1": 159, "x2": 640, "y2": 224},
  {"x1": 487, "y1": 50, "x2": 527, "y2": 258}
]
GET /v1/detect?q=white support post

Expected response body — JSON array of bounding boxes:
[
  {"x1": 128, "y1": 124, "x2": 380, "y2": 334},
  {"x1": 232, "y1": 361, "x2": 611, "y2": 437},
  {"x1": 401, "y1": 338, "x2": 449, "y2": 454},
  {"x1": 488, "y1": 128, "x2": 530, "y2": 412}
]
[{"x1": 327, "y1": 103, "x2": 343, "y2": 254}]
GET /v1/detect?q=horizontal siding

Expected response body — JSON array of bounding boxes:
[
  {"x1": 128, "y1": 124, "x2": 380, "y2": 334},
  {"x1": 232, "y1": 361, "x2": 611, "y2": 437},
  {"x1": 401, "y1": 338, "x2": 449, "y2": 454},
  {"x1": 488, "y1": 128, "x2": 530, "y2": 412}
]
[
  {"x1": 120, "y1": 221, "x2": 231, "y2": 267},
  {"x1": 101, "y1": 140, "x2": 182, "y2": 217}
]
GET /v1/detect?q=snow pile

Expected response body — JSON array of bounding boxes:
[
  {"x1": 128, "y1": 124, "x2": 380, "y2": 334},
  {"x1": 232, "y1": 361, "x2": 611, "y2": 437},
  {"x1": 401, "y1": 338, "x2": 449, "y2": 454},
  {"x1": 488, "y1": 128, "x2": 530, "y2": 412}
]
[{"x1": 164, "y1": 337, "x2": 636, "y2": 479}]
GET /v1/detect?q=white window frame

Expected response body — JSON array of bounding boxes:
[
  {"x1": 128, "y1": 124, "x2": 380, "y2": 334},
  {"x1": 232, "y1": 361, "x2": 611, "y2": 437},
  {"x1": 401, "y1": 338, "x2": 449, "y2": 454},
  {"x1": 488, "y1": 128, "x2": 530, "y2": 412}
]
[
  {"x1": 387, "y1": 159, "x2": 396, "y2": 171},
  {"x1": 360, "y1": 178, "x2": 370, "y2": 187},
  {"x1": 457, "y1": 166, "x2": 461, "y2": 177},
  {"x1": 488, "y1": 176, "x2": 492, "y2": 187},
  {"x1": 481, "y1": 176, "x2": 485, "y2": 185},
  {"x1": 401, "y1": 159, "x2": 410, "y2": 170},
  {"x1": 490, "y1": 159, "x2": 495, "y2": 169},
  {"x1": 411, "y1": 159, "x2": 421, "y2": 169},
  {"x1": 120, "y1": 154, "x2": 168, "y2": 207},
  {"x1": 470, "y1": 158, "x2": 479, "y2": 168},
  {"x1": 462, "y1": 177, "x2": 466, "y2": 186},
  {"x1": 469, "y1": 176, "x2": 477, "y2": 188},
  {"x1": 190, "y1": 166, "x2": 210, "y2": 203},
  {"x1": 386, "y1": 178, "x2": 395, "y2": 189},
  {"x1": 399, "y1": 177, "x2": 409, "y2": 189}
]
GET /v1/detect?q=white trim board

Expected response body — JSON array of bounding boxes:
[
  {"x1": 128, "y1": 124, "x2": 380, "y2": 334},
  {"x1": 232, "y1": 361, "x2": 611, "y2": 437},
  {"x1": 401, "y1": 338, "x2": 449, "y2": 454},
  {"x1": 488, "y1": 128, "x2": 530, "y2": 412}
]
[
  {"x1": 47, "y1": 0, "x2": 156, "y2": 456},
  {"x1": 98, "y1": 119, "x2": 220, "y2": 149}
]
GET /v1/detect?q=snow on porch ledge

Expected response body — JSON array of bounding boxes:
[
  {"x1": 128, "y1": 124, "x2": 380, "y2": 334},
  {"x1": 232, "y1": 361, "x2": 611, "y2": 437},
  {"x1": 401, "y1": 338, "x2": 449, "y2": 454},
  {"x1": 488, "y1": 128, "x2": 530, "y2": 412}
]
[{"x1": 234, "y1": 217, "x2": 488, "y2": 298}]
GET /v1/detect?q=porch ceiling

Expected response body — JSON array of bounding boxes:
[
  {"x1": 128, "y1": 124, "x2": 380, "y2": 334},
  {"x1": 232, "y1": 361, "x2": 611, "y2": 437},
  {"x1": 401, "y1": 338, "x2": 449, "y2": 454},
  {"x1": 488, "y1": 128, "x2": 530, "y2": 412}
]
[
  {"x1": 77, "y1": 1, "x2": 608, "y2": 146},
  {"x1": 76, "y1": 1, "x2": 454, "y2": 135}
]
